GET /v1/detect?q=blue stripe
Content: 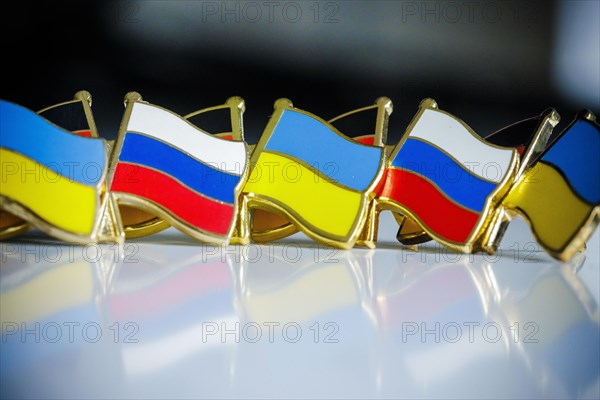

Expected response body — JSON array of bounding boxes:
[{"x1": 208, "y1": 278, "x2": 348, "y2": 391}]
[
  {"x1": 542, "y1": 119, "x2": 600, "y2": 204},
  {"x1": 119, "y1": 133, "x2": 240, "y2": 204},
  {"x1": 264, "y1": 110, "x2": 383, "y2": 192},
  {"x1": 392, "y1": 138, "x2": 496, "y2": 212},
  {"x1": 0, "y1": 100, "x2": 105, "y2": 186}
]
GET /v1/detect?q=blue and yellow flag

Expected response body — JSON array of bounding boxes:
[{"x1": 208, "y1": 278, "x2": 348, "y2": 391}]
[
  {"x1": 0, "y1": 92, "x2": 100, "y2": 241},
  {"x1": 0, "y1": 100, "x2": 107, "y2": 241},
  {"x1": 503, "y1": 111, "x2": 600, "y2": 260},
  {"x1": 242, "y1": 99, "x2": 384, "y2": 248}
]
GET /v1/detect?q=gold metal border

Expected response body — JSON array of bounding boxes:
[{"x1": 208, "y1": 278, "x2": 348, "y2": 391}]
[
  {"x1": 479, "y1": 108, "x2": 560, "y2": 254},
  {"x1": 37, "y1": 90, "x2": 100, "y2": 138}
]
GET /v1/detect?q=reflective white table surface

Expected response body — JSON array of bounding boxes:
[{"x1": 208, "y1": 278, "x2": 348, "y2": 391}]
[{"x1": 1, "y1": 213, "x2": 599, "y2": 399}]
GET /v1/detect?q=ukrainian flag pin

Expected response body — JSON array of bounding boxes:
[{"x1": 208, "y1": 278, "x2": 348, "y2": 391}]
[
  {"x1": 0, "y1": 91, "x2": 121, "y2": 243},
  {"x1": 235, "y1": 98, "x2": 388, "y2": 249},
  {"x1": 501, "y1": 110, "x2": 600, "y2": 261},
  {"x1": 238, "y1": 97, "x2": 392, "y2": 248},
  {"x1": 0, "y1": 91, "x2": 101, "y2": 241}
]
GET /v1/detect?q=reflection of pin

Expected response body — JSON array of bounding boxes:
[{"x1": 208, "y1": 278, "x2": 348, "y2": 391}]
[
  {"x1": 0, "y1": 250, "x2": 101, "y2": 325},
  {"x1": 376, "y1": 98, "x2": 520, "y2": 253},
  {"x1": 236, "y1": 246, "x2": 367, "y2": 324},
  {"x1": 479, "y1": 257, "x2": 599, "y2": 396},
  {"x1": 0, "y1": 93, "x2": 119, "y2": 244},
  {"x1": 0, "y1": 91, "x2": 100, "y2": 241},
  {"x1": 108, "y1": 250, "x2": 237, "y2": 378},
  {"x1": 232, "y1": 247, "x2": 379, "y2": 396},
  {"x1": 107, "y1": 92, "x2": 249, "y2": 244},
  {"x1": 237, "y1": 98, "x2": 388, "y2": 249},
  {"x1": 367, "y1": 252, "x2": 598, "y2": 397},
  {"x1": 0, "y1": 243, "x2": 105, "y2": 371}
]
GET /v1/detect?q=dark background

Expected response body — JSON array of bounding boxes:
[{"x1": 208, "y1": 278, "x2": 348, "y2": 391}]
[{"x1": 2, "y1": 0, "x2": 598, "y2": 142}]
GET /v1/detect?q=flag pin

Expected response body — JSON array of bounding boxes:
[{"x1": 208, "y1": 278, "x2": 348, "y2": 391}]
[
  {"x1": 235, "y1": 98, "x2": 388, "y2": 249},
  {"x1": 373, "y1": 98, "x2": 520, "y2": 253},
  {"x1": 396, "y1": 107, "x2": 560, "y2": 249},
  {"x1": 1, "y1": 93, "x2": 599, "y2": 263},
  {"x1": 0, "y1": 91, "x2": 101, "y2": 241},
  {"x1": 501, "y1": 110, "x2": 599, "y2": 261},
  {"x1": 107, "y1": 92, "x2": 249, "y2": 245},
  {"x1": 0, "y1": 92, "x2": 117, "y2": 244},
  {"x1": 240, "y1": 97, "x2": 393, "y2": 247}
]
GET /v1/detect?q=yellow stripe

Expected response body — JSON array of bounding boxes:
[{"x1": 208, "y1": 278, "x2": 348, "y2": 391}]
[
  {"x1": 0, "y1": 148, "x2": 98, "y2": 234},
  {"x1": 1, "y1": 262, "x2": 94, "y2": 325},
  {"x1": 244, "y1": 263, "x2": 357, "y2": 323},
  {"x1": 244, "y1": 152, "x2": 363, "y2": 237},
  {"x1": 503, "y1": 275, "x2": 586, "y2": 345},
  {"x1": 504, "y1": 163, "x2": 592, "y2": 251}
]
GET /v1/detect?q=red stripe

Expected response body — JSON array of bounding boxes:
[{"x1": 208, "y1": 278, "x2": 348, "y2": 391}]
[
  {"x1": 109, "y1": 262, "x2": 230, "y2": 319},
  {"x1": 72, "y1": 130, "x2": 92, "y2": 137},
  {"x1": 110, "y1": 163, "x2": 234, "y2": 235},
  {"x1": 354, "y1": 135, "x2": 375, "y2": 145},
  {"x1": 381, "y1": 268, "x2": 478, "y2": 327},
  {"x1": 373, "y1": 170, "x2": 387, "y2": 197},
  {"x1": 355, "y1": 135, "x2": 384, "y2": 193},
  {"x1": 379, "y1": 169, "x2": 479, "y2": 243}
]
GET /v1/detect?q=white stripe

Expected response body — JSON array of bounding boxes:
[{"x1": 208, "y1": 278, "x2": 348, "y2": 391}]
[
  {"x1": 122, "y1": 316, "x2": 237, "y2": 376},
  {"x1": 127, "y1": 102, "x2": 247, "y2": 175},
  {"x1": 409, "y1": 109, "x2": 514, "y2": 183}
]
